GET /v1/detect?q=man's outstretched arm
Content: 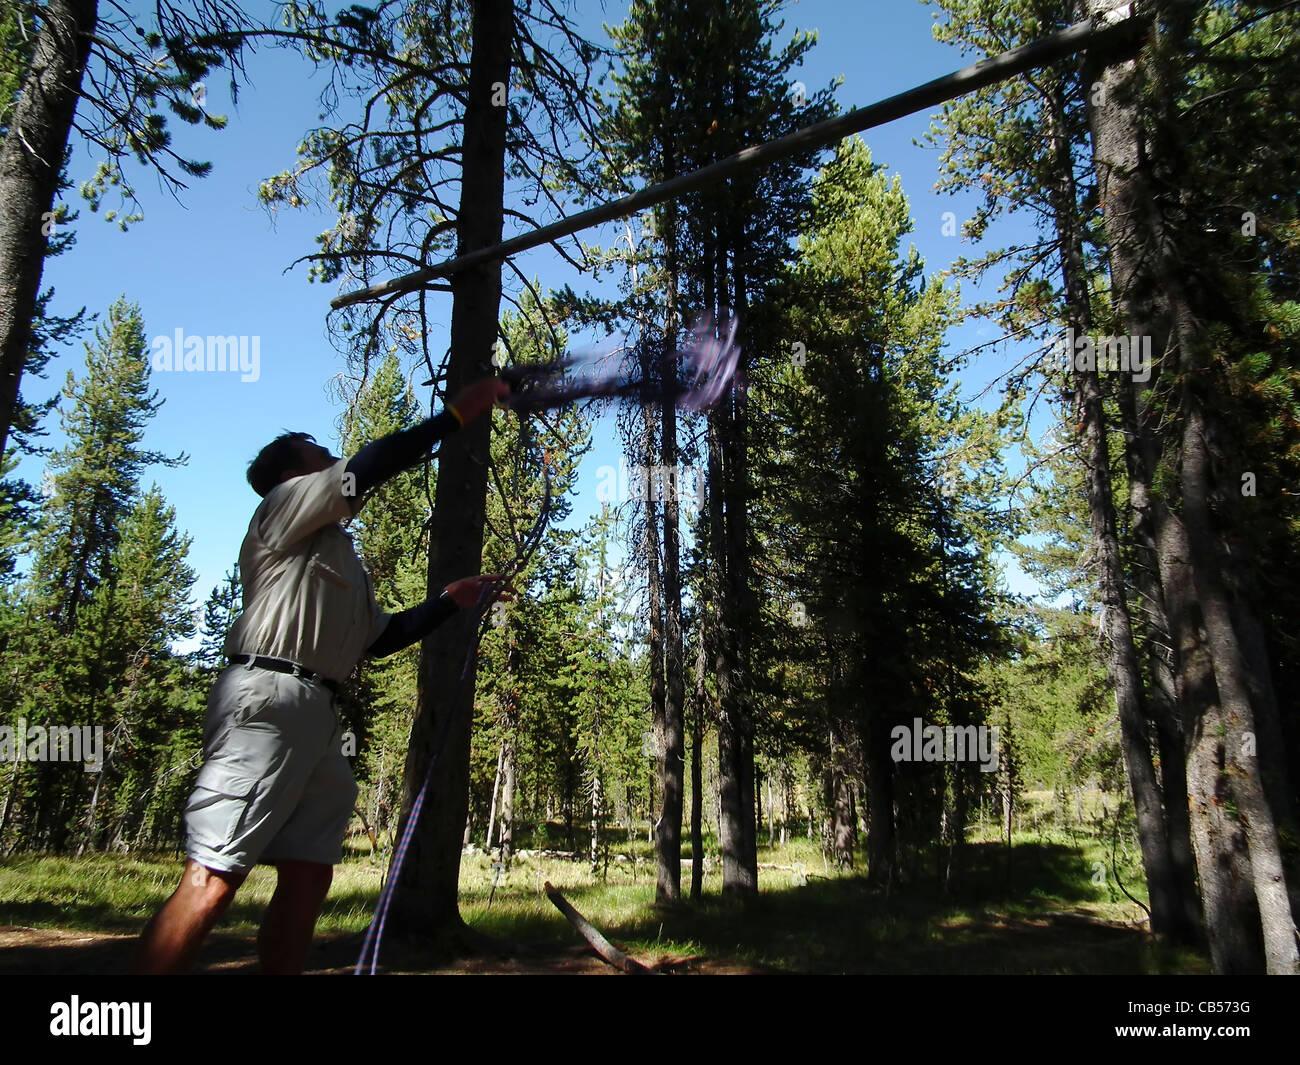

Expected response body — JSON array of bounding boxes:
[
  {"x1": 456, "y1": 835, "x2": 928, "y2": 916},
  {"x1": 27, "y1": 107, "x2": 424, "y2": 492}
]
[
  {"x1": 366, "y1": 592, "x2": 459, "y2": 657},
  {"x1": 366, "y1": 574, "x2": 512, "y2": 658},
  {"x1": 345, "y1": 378, "x2": 509, "y2": 499}
]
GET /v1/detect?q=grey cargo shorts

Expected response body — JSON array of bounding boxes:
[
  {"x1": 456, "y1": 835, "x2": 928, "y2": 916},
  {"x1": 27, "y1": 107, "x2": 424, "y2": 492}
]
[{"x1": 183, "y1": 662, "x2": 357, "y2": 873}]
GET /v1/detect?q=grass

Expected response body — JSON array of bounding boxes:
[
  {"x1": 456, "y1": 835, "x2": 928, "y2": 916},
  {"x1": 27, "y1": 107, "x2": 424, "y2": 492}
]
[{"x1": 0, "y1": 790, "x2": 1212, "y2": 973}]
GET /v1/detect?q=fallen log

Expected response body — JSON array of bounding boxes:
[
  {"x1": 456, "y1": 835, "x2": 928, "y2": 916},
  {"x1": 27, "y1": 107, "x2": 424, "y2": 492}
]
[{"x1": 543, "y1": 881, "x2": 654, "y2": 975}]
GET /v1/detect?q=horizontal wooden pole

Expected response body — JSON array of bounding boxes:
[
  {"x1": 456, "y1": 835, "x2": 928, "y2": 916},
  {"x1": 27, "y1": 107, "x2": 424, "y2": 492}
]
[{"x1": 331, "y1": 11, "x2": 1148, "y2": 310}]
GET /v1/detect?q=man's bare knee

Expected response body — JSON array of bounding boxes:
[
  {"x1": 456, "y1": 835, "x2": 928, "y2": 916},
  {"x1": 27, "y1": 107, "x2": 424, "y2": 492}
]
[{"x1": 184, "y1": 860, "x2": 245, "y2": 916}]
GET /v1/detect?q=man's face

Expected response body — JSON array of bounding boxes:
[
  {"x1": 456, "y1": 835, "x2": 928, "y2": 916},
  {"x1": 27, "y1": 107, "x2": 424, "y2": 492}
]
[{"x1": 284, "y1": 439, "x2": 337, "y2": 482}]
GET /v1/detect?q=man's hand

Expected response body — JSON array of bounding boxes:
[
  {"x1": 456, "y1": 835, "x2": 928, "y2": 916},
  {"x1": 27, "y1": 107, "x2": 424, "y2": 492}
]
[
  {"x1": 449, "y1": 377, "x2": 511, "y2": 424},
  {"x1": 445, "y1": 573, "x2": 514, "y2": 609}
]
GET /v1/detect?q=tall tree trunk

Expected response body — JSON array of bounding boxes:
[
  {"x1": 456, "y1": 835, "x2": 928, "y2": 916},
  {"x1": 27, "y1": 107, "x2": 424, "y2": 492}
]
[
  {"x1": 1180, "y1": 403, "x2": 1299, "y2": 972},
  {"x1": 1154, "y1": 476, "x2": 1263, "y2": 971},
  {"x1": 589, "y1": 765, "x2": 602, "y2": 872},
  {"x1": 496, "y1": 642, "x2": 517, "y2": 868},
  {"x1": 0, "y1": 0, "x2": 96, "y2": 462},
  {"x1": 1002, "y1": 771, "x2": 1014, "y2": 888},
  {"x1": 1115, "y1": 373, "x2": 1202, "y2": 941},
  {"x1": 714, "y1": 234, "x2": 757, "y2": 898},
  {"x1": 486, "y1": 742, "x2": 503, "y2": 853},
  {"x1": 1220, "y1": 541, "x2": 1300, "y2": 924},
  {"x1": 641, "y1": 395, "x2": 668, "y2": 899},
  {"x1": 1054, "y1": 53, "x2": 1201, "y2": 938},
  {"x1": 1085, "y1": 0, "x2": 1296, "y2": 971},
  {"x1": 1067, "y1": 161, "x2": 1178, "y2": 956},
  {"x1": 374, "y1": 744, "x2": 388, "y2": 846},
  {"x1": 0, "y1": 761, "x2": 19, "y2": 850},
  {"x1": 826, "y1": 724, "x2": 854, "y2": 869},
  {"x1": 391, "y1": 0, "x2": 513, "y2": 942},
  {"x1": 946, "y1": 767, "x2": 968, "y2": 892},
  {"x1": 78, "y1": 733, "x2": 112, "y2": 856},
  {"x1": 1184, "y1": 689, "x2": 1265, "y2": 972},
  {"x1": 713, "y1": 413, "x2": 755, "y2": 896},
  {"x1": 780, "y1": 768, "x2": 790, "y2": 847},
  {"x1": 1045, "y1": 66, "x2": 1185, "y2": 942},
  {"x1": 866, "y1": 713, "x2": 895, "y2": 889},
  {"x1": 765, "y1": 773, "x2": 774, "y2": 848},
  {"x1": 690, "y1": 591, "x2": 707, "y2": 901},
  {"x1": 498, "y1": 711, "x2": 517, "y2": 867},
  {"x1": 656, "y1": 233, "x2": 685, "y2": 902}
]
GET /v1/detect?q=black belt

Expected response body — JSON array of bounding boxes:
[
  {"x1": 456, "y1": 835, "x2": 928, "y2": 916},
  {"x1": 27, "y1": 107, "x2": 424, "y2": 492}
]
[{"x1": 229, "y1": 655, "x2": 342, "y2": 695}]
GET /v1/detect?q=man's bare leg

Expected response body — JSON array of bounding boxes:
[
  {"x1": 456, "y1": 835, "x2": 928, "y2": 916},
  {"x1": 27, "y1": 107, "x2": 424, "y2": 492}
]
[
  {"x1": 135, "y1": 860, "x2": 246, "y2": 974},
  {"x1": 257, "y1": 860, "x2": 333, "y2": 974}
]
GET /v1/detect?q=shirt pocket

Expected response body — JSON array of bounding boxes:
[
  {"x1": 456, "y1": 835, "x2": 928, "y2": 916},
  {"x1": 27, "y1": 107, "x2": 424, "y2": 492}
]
[
  {"x1": 308, "y1": 557, "x2": 351, "y2": 588},
  {"x1": 307, "y1": 552, "x2": 367, "y2": 647}
]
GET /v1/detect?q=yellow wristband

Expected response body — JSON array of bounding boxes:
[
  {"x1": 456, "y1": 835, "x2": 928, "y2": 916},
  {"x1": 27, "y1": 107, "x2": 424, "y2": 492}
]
[{"x1": 446, "y1": 403, "x2": 464, "y2": 427}]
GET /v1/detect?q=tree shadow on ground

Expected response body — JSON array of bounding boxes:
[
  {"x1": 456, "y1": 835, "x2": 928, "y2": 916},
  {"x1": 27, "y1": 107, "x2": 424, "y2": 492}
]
[
  {"x1": 461, "y1": 840, "x2": 1199, "y2": 975},
  {"x1": 0, "y1": 839, "x2": 1207, "y2": 974}
]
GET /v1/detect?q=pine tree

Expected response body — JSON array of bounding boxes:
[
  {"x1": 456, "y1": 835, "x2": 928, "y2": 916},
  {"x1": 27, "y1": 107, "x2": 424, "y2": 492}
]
[
  {"x1": 753, "y1": 136, "x2": 1004, "y2": 885},
  {"x1": 77, "y1": 485, "x2": 196, "y2": 852},
  {"x1": 338, "y1": 352, "x2": 429, "y2": 846},
  {"x1": 605, "y1": 0, "x2": 838, "y2": 899},
  {"x1": 924, "y1": 0, "x2": 1203, "y2": 944},
  {"x1": 1081, "y1": 0, "x2": 1299, "y2": 971},
  {"x1": 569, "y1": 505, "x2": 645, "y2": 871},
  {"x1": 469, "y1": 302, "x2": 588, "y2": 860},
  {"x1": 196, "y1": 565, "x2": 241, "y2": 673},
  {"x1": 927, "y1": 0, "x2": 1300, "y2": 965},
  {"x1": 0, "y1": 298, "x2": 185, "y2": 851},
  {"x1": 27, "y1": 297, "x2": 183, "y2": 635}
]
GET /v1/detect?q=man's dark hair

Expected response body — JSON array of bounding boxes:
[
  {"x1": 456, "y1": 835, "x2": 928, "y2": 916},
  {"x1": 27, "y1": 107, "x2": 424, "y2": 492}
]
[{"x1": 247, "y1": 431, "x2": 316, "y2": 497}]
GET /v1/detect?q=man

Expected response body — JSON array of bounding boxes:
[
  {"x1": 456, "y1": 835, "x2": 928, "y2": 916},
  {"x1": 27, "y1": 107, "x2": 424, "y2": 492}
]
[{"x1": 135, "y1": 376, "x2": 511, "y2": 974}]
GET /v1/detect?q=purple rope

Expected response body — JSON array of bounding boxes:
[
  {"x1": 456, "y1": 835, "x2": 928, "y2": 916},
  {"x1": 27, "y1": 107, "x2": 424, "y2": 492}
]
[
  {"x1": 353, "y1": 404, "x2": 553, "y2": 972},
  {"x1": 354, "y1": 581, "x2": 499, "y2": 975},
  {"x1": 353, "y1": 755, "x2": 433, "y2": 974}
]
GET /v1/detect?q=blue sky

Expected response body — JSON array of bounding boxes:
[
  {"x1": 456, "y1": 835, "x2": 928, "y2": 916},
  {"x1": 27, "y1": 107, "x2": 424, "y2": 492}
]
[{"x1": 20, "y1": 0, "x2": 1046, "y2": 641}]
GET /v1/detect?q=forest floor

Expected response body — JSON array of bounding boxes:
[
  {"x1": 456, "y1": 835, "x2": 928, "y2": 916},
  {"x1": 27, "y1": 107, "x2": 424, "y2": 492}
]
[{"x1": 0, "y1": 807, "x2": 1212, "y2": 975}]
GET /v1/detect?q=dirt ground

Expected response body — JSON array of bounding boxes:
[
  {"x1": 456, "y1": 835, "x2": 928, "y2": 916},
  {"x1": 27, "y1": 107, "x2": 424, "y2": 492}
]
[{"x1": 0, "y1": 924, "x2": 766, "y2": 975}]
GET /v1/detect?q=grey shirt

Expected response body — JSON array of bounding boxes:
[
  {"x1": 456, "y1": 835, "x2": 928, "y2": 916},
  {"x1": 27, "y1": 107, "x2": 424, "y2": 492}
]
[{"x1": 225, "y1": 458, "x2": 390, "y2": 682}]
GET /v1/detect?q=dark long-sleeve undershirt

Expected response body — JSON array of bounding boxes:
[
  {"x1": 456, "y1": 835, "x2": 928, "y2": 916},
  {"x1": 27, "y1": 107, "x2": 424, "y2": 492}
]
[
  {"x1": 367, "y1": 591, "x2": 460, "y2": 657},
  {"x1": 344, "y1": 409, "x2": 459, "y2": 499},
  {"x1": 346, "y1": 408, "x2": 462, "y2": 657}
]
